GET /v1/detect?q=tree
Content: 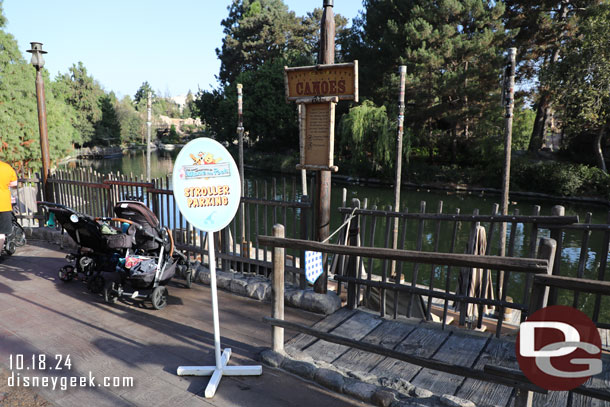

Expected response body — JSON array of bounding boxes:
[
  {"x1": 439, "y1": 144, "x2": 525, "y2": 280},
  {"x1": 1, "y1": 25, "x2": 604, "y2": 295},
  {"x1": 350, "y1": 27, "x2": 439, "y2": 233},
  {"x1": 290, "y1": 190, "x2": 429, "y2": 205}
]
[
  {"x1": 548, "y1": 3, "x2": 610, "y2": 172},
  {"x1": 0, "y1": 2, "x2": 77, "y2": 171},
  {"x1": 196, "y1": 58, "x2": 299, "y2": 150},
  {"x1": 95, "y1": 93, "x2": 121, "y2": 146},
  {"x1": 503, "y1": 0, "x2": 601, "y2": 152},
  {"x1": 115, "y1": 95, "x2": 143, "y2": 145},
  {"x1": 339, "y1": 100, "x2": 393, "y2": 175},
  {"x1": 53, "y1": 62, "x2": 104, "y2": 145},
  {"x1": 347, "y1": 0, "x2": 507, "y2": 164},
  {"x1": 216, "y1": 0, "x2": 301, "y2": 85},
  {"x1": 133, "y1": 81, "x2": 154, "y2": 110},
  {"x1": 181, "y1": 90, "x2": 195, "y2": 119},
  {"x1": 200, "y1": 1, "x2": 349, "y2": 151}
]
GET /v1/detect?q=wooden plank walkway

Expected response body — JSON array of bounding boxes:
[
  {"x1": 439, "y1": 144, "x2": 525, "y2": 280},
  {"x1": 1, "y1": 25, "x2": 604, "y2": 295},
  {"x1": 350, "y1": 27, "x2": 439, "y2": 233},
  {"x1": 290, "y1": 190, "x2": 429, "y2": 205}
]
[
  {"x1": 286, "y1": 307, "x2": 610, "y2": 407},
  {"x1": 0, "y1": 242, "x2": 369, "y2": 407}
]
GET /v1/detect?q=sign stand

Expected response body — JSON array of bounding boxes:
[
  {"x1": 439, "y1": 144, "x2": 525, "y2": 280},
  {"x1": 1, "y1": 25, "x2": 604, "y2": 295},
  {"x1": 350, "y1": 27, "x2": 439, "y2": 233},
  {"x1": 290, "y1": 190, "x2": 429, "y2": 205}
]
[
  {"x1": 173, "y1": 137, "x2": 262, "y2": 398},
  {"x1": 177, "y1": 237, "x2": 262, "y2": 398}
]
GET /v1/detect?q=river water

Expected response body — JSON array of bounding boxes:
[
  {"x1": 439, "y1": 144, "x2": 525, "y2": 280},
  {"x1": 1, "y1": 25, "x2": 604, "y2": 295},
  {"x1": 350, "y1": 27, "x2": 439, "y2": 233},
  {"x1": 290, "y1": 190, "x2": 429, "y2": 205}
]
[{"x1": 64, "y1": 149, "x2": 610, "y2": 320}]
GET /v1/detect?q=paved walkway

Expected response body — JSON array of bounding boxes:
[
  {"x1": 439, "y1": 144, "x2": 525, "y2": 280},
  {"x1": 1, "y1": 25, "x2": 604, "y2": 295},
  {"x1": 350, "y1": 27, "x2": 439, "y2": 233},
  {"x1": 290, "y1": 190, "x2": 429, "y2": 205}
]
[{"x1": 0, "y1": 241, "x2": 369, "y2": 407}]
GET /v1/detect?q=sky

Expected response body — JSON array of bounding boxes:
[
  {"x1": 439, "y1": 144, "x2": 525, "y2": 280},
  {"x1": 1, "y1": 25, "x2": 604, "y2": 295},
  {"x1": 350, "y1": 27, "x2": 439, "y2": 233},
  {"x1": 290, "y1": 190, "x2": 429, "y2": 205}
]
[{"x1": 3, "y1": 1, "x2": 363, "y2": 100}]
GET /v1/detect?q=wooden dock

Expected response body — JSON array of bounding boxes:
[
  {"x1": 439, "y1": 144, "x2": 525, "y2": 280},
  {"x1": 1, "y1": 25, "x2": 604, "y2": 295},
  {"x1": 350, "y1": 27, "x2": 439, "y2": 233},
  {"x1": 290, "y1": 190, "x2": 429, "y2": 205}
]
[{"x1": 285, "y1": 307, "x2": 610, "y2": 407}]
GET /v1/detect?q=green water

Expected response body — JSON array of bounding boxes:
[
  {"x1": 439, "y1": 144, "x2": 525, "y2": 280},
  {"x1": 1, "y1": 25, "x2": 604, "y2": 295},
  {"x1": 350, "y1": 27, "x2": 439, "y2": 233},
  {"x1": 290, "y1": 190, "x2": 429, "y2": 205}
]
[{"x1": 64, "y1": 150, "x2": 610, "y2": 322}]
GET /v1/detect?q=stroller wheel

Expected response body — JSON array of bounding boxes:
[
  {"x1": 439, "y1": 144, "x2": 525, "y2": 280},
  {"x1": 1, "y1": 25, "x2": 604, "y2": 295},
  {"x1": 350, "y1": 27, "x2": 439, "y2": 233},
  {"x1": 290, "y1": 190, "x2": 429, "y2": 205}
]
[
  {"x1": 185, "y1": 269, "x2": 193, "y2": 289},
  {"x1": 87, "y1": 274, "x2": 105, "y2": 294},
  {"x1": 58, "y1": 265, "x2": 75, "y2": 282},
  {"x1": 14, "y1": 226, "x2": 26, "y2": 247},
  {"x1": 151, "y1": 286, "x2": 168, "y2": 310},
  {"x1": 5, "y1": 241, "x2": 16, "y2": 256},
  {"x1": 103, "y1": 282, "x2": 118, "y2": 304}
]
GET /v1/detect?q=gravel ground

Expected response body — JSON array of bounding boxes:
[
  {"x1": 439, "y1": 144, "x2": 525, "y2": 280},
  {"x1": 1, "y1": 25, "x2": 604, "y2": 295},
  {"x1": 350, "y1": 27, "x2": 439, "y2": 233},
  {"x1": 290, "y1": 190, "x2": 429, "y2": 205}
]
[{"x1": 0, "y1": 366, "x2": 51, "y2": 407}]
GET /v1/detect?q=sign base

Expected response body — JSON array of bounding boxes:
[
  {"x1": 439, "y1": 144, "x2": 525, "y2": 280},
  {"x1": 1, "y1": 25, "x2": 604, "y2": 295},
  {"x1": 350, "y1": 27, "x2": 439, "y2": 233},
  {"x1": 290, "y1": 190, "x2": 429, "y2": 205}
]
[{"x1": 177, "y1": 348, "x2": 262, "y2": 398}]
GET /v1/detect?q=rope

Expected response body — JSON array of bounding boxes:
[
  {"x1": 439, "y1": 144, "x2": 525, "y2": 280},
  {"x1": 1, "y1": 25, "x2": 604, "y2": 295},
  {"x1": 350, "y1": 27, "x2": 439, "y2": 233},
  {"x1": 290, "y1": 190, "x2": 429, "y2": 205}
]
[{"x1": 321, "y1": 206, "x2": 359, "y2": 244}]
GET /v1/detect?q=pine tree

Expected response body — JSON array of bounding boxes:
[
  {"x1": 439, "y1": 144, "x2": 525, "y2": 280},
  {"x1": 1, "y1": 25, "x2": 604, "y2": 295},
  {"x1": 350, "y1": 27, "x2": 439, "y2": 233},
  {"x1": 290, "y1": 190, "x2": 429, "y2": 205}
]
[{"x1": 347, "y1": 0, "x2": 507, "y2": 162}]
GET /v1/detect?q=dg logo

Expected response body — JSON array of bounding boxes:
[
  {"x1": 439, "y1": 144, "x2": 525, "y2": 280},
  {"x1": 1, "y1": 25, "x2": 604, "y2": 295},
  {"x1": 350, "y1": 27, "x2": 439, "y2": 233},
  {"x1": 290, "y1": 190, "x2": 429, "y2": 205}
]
[{"x1": 516, "y1": 305, "x2": 602, "y2": 391}]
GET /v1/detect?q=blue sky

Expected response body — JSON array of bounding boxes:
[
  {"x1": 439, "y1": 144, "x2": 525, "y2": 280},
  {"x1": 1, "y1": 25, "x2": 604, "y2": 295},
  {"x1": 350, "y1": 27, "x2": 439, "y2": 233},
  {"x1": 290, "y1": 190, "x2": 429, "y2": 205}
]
[{"x1": 3, "y1": 1, "x2": 363, "y2": 99}]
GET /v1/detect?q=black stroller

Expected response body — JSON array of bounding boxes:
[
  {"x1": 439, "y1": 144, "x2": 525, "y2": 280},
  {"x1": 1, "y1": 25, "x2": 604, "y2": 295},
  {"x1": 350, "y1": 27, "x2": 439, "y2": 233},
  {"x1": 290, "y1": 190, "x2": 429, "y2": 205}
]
[
  {"x1": 101, "y1": 201, "x2": 192, "y2": 310},
  {"x1": 2, "y1": 207, "x2": 26, "y2": 256},
  {"x1": 38, "y1": 202, "x2": 134, "y2": 293}
]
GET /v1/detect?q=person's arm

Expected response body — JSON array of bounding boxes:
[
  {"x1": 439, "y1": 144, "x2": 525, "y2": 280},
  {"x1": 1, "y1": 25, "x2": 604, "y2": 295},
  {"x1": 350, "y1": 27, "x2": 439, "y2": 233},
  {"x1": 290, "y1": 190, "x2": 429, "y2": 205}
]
[{"x1": 8, "y1": 168, "x2": 17, "y2": 188}]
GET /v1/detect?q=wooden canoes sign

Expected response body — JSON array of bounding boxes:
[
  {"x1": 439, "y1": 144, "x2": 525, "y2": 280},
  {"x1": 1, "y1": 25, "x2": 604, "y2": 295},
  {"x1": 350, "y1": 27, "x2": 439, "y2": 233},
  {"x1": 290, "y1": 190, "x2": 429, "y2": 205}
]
[{"x1": 284, "y1": 61, "x2": 358, "y2": 102}]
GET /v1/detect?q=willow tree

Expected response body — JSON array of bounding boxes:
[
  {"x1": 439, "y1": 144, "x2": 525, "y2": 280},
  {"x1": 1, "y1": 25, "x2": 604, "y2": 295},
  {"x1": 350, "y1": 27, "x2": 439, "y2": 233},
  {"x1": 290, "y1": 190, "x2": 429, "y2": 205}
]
[{"x1": 339, "y1": 100, "x2": 393, "y2": 175}]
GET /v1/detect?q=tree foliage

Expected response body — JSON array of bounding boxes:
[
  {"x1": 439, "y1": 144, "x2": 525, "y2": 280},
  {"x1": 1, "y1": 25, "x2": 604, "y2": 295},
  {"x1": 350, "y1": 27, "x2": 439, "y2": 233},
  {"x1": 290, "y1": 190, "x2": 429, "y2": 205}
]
[
  {"x1": 200, "y1": 1, "x2": 348, "y2": 151},
  {"x1": 339, "y1": 100, "x2": 393, "y2": 175},
  {"x1": 547, "y1": 3, "x2": 610, "y2": 172},
  {"x1": 53, "y1": 62, "x2": 105, "y2": 145},
  {"x1": 133, "y1": 81, "x2": 154, "y2": 109},
  {"x1": 0, "y1": 4, "x2": 77, "y2": 171},
  {"x1": 346, "y1": 0, "x2": 507, "y2": 165}
]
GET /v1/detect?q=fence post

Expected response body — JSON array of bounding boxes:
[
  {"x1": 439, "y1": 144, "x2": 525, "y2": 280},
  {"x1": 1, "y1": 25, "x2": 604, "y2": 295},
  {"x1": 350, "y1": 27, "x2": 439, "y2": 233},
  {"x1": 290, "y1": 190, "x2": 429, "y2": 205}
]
[
  {"x1": 347, "y1": 199, "x2": 361, "y2": 309},
  {"x1": 528, "y1": 237, "x2": 556, "y2": 315},
  {"x1": 299, "y1": 195, "x2": 310, "y2": 289},
  {"x1": 222, "y1": 227, "x2": 231, "y2": 273},
  {"x1": 548, "y1": 205, "x2": 565, "y2": 305},
  {"x1": 272, "y1": 224, "x2": 285, "y2": 353}
]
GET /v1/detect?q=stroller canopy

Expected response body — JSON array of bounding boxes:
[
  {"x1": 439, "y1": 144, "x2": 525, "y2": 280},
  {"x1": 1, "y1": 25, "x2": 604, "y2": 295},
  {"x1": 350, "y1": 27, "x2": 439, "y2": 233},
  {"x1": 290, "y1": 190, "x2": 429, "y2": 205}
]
[
  {"x1": 113, "y1": 201, "x2": 163, "y2": 251},
  {"x1": 47, "y1": 206, "x2": 133, "y2": 252}
]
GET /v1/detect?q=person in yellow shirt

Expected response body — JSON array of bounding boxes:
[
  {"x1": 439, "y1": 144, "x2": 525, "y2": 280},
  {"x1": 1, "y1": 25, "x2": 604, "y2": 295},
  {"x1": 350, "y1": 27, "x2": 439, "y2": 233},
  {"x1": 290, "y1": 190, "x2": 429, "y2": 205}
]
[{"x1": 0, "y1": 160, "x2": 18, "y2": 253}]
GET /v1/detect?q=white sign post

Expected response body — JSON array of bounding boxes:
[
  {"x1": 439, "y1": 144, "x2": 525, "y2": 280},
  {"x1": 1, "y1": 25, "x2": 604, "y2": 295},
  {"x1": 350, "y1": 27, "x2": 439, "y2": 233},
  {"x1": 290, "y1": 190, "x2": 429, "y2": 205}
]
[{"x1": 173, "y1": 138, "x2": 262, "y2": 398}]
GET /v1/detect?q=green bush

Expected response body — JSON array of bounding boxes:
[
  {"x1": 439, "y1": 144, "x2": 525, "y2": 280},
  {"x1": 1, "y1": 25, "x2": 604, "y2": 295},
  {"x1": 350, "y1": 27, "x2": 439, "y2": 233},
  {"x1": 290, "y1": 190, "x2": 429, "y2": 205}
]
[{"x1": 511, "y1": 159, "x2": 610, "y2": 198}]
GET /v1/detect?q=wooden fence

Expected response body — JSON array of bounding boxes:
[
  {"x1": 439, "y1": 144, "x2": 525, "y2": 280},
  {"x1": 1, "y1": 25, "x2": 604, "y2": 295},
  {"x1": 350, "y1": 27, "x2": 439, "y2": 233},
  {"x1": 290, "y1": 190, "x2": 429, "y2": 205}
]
[
  {"x1": 35, "y1": 168, "x2": 313, "y2": 284},
  {"x1": 331, "y1": 198, "x2": 610, "y2": 331},
  {"x1": 13, "y1": 168, "x2": 610, "y2": 321}
]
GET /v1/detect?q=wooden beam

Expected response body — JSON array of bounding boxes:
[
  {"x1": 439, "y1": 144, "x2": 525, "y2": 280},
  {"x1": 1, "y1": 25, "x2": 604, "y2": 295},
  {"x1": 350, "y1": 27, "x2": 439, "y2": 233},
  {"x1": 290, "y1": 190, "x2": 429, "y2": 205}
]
[
  {"x1": 257, "y1": 236, "x2": 549, "y2": 273},
  {"x1": 333, "y1": 275, "x2": 527, "y2": 311},
  {"x1": 533, "y1": 274, "x2": 610, "y2": 296},
  {"x1": 338, "y1": 207, "x2": 578, "y2": 225}
]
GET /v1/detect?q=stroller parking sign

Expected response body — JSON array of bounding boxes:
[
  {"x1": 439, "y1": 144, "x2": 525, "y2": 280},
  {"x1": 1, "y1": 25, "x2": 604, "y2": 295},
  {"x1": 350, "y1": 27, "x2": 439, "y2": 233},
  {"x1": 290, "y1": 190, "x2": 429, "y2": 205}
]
[
  {"x1": 172, "y1": 138, "x2": 241, "y2": 232},
  {"x1": 173, "y1": 138, "x2": 262, "y2": 398}
]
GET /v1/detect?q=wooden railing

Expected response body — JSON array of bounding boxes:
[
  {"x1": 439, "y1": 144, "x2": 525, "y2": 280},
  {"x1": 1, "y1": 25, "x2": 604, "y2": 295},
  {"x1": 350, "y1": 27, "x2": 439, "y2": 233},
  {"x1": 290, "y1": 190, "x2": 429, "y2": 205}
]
[
  {"x1": 260, "y1": 225, "x2": 556, "y2": 340},
  {"x1": 261, "y1": 225, "x2": 610, "y2": 407},
  {"x1": 260, "y1": 224, "x2": 559, "y2": 406}
]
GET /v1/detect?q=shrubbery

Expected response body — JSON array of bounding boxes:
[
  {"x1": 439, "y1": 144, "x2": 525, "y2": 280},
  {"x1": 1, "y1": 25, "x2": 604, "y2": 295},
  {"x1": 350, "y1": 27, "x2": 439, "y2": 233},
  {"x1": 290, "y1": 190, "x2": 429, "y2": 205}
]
[{"x1": 510, "y1": 159, "x2": 610, "y2": 199}]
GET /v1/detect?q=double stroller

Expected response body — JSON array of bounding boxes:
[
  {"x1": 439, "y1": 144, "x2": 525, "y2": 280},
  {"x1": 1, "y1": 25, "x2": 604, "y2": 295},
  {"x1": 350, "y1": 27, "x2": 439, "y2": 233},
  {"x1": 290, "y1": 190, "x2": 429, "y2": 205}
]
[{"x1": 40, "y1": 201, "x2": 193, "y2": 310}]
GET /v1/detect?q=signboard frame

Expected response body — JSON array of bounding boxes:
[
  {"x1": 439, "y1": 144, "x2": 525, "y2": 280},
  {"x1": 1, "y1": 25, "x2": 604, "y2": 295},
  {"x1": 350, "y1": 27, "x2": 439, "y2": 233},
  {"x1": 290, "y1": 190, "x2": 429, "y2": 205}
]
[
  {"x1": 284, "y1": 61, "x2": 358, "y2": 103},
  {"x1": 297, "y1": 98, "x2": 338, "y2": 172}
]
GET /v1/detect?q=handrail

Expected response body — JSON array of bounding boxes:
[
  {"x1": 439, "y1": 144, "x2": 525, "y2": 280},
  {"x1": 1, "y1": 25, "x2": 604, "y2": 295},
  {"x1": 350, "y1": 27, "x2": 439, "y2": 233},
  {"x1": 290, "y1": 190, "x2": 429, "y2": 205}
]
[
  {"x1": 338, "y1": 206, "x2": 579, "y2": 224},
  {"x1": 258, "y1": 235, "x2": 549, "y2": 273}
]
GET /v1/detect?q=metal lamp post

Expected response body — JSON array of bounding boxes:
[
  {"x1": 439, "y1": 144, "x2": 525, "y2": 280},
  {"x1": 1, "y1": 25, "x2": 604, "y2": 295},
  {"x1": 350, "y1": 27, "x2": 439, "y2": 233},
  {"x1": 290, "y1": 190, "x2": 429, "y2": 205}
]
[{"x1": 27, "y1": 42, "x2": 53, "y2": 202}]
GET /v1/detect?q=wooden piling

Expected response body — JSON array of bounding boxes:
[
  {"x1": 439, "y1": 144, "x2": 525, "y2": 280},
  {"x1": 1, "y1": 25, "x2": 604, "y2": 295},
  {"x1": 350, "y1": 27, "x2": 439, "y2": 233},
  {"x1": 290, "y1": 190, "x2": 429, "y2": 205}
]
[{"x1": 272, "y1": 224, "x2": 285, "y2": 353}]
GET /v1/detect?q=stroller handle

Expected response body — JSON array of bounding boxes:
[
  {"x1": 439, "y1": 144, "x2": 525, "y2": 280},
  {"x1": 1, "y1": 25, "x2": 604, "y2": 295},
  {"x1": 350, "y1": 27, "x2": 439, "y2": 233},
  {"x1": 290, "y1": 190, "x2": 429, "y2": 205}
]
[{"x1": 95, "y1": 217, "x2": 165, "y2": 244}]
